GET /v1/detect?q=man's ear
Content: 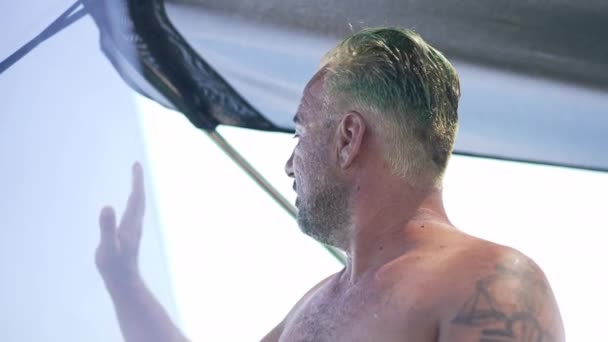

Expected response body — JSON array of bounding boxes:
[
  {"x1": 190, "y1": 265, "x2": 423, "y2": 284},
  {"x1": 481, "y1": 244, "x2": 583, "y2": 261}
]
[{"x1": 336, "y1": 111, "x2": 366, "y2": 169}]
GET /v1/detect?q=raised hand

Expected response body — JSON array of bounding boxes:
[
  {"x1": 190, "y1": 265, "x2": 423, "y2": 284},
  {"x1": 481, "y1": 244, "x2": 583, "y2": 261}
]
[
  {"x1": 96, "y1": 162, "x2": 146, "y2": 285},
  {"x1": 94, "y1": 163, "x2": 191, "y2": 342}
]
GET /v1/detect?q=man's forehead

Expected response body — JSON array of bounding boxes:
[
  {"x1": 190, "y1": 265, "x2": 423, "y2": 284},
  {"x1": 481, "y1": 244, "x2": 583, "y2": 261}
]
[
  {"x1": 294, "y1": 93, "x2": 317, "y2": 124},
  {"x1": 293, "y1": 70, "x2": 327, "y2": 123},
  {"x1": 305, "y1": 67, "x2": 328, "y2": 94}
]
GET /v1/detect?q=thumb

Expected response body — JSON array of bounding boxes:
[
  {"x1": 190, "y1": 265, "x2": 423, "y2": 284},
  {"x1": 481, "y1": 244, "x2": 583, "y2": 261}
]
[{"x1": 99, "y1": 206, "x2": 117, "y2": 250}]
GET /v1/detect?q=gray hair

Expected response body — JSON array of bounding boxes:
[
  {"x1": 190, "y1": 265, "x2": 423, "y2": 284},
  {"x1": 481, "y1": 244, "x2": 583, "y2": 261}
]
[{"x1": 320, "y1": 27, "x2": 460, "y2": 186}]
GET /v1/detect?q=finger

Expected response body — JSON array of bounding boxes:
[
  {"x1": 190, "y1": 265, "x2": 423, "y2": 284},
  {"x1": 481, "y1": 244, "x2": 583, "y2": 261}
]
[
  {"x1": 119, "y1": 162, "x2": 146, "y2": 233},
  {"x1": 99, "y1": 206, "x2": 117, "y2": 249}
]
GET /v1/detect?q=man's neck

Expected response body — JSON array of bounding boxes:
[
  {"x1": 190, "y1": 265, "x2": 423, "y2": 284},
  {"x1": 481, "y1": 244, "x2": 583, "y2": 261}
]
[{"x1": 341, "y1": 183, "x2": 453, "y2": 284}]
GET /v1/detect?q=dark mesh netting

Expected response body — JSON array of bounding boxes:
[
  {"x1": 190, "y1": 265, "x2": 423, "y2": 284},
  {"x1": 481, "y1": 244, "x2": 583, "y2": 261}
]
[{"x1": 84, "y1": 0, "x2": 291, "y2": 132}]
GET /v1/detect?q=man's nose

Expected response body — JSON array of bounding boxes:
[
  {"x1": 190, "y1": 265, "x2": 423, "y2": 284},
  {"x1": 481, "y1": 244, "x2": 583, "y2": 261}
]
[{"x1": 285, "y1": 152, "x2": 295, "y2": 178}]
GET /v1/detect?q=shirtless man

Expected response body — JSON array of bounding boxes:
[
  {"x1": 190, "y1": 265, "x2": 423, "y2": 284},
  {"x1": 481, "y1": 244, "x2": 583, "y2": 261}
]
[{"x1": 96, "y1": 27, "x2": 565, "y2": 341}]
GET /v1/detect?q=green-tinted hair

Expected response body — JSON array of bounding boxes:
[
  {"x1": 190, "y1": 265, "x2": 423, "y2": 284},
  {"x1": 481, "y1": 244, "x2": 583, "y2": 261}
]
[{"x1": 321, "y1": 27, "x2": 460, "y2": 186}]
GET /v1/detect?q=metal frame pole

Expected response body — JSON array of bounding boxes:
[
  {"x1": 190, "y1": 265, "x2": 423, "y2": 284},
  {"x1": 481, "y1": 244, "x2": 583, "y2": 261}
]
[{"x1": 204, "y1": 129, "x2": 346, "y2": 265}]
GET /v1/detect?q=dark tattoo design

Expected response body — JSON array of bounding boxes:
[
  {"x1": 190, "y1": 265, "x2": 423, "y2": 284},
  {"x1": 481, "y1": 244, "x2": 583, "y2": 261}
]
[{"x1": 451, "y1": 258, "x2": 553, "y2": 342}]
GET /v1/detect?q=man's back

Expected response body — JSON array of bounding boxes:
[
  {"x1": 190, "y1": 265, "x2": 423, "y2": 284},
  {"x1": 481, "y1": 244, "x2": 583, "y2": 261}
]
[{"x1": 270, "y1": 227, "x2": 564, "y2": 342}]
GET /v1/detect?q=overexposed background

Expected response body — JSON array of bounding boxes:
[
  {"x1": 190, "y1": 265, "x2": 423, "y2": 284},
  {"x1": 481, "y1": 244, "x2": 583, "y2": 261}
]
[
  {"x1": 1, "y1": 2, "x2": 607, "y2": 340},
  {"x1": 137, "y1": 96, "x2": 608, "y2": 342}
]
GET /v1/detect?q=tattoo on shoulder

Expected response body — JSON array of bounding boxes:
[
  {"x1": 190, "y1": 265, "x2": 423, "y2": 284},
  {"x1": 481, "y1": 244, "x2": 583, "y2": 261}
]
[{"x1": 451, "y1": 258, "x2": 555, "y2": 342}]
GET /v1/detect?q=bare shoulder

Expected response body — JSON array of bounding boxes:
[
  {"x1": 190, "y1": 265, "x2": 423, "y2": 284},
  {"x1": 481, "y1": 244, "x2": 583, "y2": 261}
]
[
  {"x1": 259, "y1": 272, "x2": 338, "y2": 342},
  {"x1": 437, "y1": 235, "x2": 565, "y2": 342}
]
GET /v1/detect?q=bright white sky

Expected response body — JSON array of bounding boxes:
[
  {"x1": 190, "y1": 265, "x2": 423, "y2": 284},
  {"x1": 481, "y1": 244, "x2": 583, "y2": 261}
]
[{"x1": 136, "y1": 95, "x2": 607, "y2": 341}]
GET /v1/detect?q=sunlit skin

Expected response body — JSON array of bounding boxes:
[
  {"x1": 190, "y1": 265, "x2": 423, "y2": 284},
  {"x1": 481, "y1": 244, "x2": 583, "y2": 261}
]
[
  {"x1": 264, "y1": 68, "x2": 565, "y2": 341},
  {"x1": 96, "y1": 69, "x2": 565, "y2": 342},
  {"x1": 285, "y1": 69, "x2": 454, "y2": 269}
]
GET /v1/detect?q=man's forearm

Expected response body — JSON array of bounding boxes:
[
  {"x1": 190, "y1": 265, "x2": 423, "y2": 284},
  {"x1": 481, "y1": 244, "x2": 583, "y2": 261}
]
[{"x1": 105, "y1": 276, "x2": 189, "y2": 342}]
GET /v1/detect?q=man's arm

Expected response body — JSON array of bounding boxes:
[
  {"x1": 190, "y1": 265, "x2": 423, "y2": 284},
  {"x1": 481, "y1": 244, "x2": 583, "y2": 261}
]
[
  {"x1": 101, "y1": 275, "x2": 190, "y2": 342},
  {"x1": 439, "y1": 253, "x2": 565, "y2": 342},
  {"x1": 96, "y1": 163, "x2": 189, "y2": 342},
  {"x1": 97, "y1": 163, "x2": 329, "y2": 342}
]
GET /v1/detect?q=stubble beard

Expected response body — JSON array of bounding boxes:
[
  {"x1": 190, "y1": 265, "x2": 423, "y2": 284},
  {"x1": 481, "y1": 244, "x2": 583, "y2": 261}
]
[{"x1": 296, "y1": 182, "x2": 350, "y2": 249}]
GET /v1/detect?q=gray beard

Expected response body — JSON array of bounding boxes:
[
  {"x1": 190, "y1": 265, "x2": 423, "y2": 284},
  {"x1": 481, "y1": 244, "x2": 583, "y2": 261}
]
[{"x1": 296, "y1": 183, "x2": 350, "y2": 249}]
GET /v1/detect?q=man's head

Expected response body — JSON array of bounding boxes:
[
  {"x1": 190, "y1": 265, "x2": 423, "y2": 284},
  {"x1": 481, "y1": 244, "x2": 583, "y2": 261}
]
[
  {"x1": 285, "y1": 27, "x2": 460, "y2": 247},
  {"x1": 285, "y1": 70, "x2": 353, "y2": 247},
  {"x1": 321, "y1": 27, "x2": 460, "y2": 186}
]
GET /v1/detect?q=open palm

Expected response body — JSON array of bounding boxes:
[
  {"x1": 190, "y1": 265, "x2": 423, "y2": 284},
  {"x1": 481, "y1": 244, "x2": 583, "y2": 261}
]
[{"x1": 96, "y1": 162, "x2": 146, "y2": 284}]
